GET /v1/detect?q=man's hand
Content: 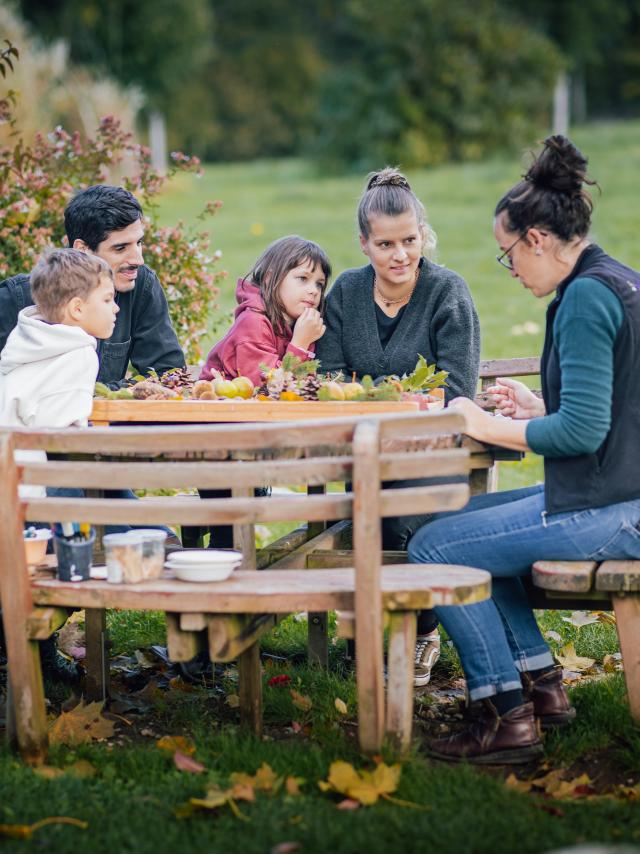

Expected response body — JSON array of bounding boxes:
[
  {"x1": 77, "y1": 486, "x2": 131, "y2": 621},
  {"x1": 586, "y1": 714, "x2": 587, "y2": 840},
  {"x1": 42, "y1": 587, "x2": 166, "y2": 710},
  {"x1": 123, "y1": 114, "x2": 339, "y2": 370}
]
[
  {"x1": 291, "y1": 308, "x2": 326, "y2": 351},
  {"x1": 486, "y1": 377, "x2": 546, "y2": 420}
]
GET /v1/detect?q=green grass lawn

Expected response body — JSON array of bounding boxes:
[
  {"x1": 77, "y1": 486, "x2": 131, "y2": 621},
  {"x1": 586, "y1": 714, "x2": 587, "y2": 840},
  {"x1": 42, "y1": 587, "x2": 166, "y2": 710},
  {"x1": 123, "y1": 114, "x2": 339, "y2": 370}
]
[{"x1": 3, "y1": 121, "x2": 640, "y2": 852}]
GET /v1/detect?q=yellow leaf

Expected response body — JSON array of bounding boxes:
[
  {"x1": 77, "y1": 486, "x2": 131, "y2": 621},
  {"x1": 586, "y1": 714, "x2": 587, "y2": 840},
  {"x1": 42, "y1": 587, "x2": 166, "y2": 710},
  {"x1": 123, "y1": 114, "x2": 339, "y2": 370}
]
[
  {"x1": 230, "y1": 762, "x2": 281, "y2": 793},
  {"x1": 156, "y1": 735, "x2": 196, "y2": 755},
  {"x1": 556, "y1": 643, "x2": 595, "y2": 671},
  {"x1": 230, "y1": 783, "x2": 256, "y2": 802},
  {"x1": 334, "y1": 698, "x2": 348, "y2": 715},
  {"x1": 34, "y1": 765, "x2": 66, "y2": 779},
  {"x1": 226, "y1": 693, "x2": 240, "y2": 708},
  {"x1": 370, "y1": 763, "x2": 401, "y2": 794},
  {"x1": 504, "y1": 773, "x2": 534, "y2": 793},
  {"x1": 319, "y1": 760, "x2": 402, "y2": 806},
  {"x1": 48, "y1": 700, "x2": 115, "y2": 745},
  {"x1": 0, "y1": 817, "x2": 88, "y2": 838},
  {"x1": 285, "y1": 776, "x2": 305, "y2": 796},
  {"x1": 291, "y1": 689, "x2": 313, "y2": 712},
  {"x1": 190, "y1": 787, "x2": 233, "y2": 810}
]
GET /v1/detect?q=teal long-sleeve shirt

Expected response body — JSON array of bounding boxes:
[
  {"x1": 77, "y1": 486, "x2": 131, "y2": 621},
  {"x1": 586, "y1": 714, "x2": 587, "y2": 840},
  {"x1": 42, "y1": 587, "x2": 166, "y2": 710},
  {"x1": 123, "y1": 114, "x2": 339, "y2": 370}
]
[{"x1": 526, "y1": 277, "x2": 624, "y2": 458}]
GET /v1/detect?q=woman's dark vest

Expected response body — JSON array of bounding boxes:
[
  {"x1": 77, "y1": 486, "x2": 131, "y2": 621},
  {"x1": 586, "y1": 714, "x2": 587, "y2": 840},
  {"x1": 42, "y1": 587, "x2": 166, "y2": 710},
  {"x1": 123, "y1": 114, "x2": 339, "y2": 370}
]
[{"x1": 542, "y1": 245, "x2": 640, "y2": 514}]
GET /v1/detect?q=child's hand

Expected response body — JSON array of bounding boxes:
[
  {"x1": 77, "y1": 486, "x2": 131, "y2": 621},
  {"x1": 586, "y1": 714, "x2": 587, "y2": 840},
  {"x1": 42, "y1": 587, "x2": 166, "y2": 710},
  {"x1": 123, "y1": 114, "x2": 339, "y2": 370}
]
[{"x1": 291, "y1": 308, "x2": 326, "y2": 351}]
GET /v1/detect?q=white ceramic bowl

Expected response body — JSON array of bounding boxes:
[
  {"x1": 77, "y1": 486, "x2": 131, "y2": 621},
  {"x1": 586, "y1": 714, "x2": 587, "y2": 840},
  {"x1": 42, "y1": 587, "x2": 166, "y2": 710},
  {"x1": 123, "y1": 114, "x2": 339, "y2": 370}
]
[
  {"x1": 166, "y1": 549, "x2": 243, "y2": 567},
  {"x1": 166, "y1": 562, "x2": 238, "y2": 583}
]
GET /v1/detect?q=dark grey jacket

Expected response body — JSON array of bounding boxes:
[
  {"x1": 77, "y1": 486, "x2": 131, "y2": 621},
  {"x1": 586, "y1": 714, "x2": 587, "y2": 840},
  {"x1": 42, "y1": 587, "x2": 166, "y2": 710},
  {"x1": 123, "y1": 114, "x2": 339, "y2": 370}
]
[
  {"x1": 315, "y1": 259, "x2": 480, "y2": 401},
  {"x1": 0, "y1": 266, "x2": 185, "y2": 386}
]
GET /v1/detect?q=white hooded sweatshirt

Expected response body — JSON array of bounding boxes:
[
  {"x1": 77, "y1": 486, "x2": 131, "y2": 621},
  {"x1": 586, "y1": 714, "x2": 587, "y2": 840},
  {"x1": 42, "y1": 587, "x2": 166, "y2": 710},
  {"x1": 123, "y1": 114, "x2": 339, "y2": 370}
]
[{"x1": 0, "y1": 306, "x2": 99, "y2": 496}]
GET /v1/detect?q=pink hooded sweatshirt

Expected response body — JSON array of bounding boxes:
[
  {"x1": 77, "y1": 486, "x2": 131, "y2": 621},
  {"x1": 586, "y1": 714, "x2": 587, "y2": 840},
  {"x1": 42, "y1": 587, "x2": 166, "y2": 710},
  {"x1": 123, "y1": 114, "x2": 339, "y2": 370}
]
[{"x1": 200, "y1": 278, "x2": 315, "y2": 385}]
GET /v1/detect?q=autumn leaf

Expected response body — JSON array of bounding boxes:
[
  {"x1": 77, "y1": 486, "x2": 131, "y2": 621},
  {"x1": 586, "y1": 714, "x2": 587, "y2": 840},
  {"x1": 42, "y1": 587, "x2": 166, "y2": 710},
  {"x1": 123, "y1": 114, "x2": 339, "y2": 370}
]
[
  {"x1": 285, "y1": 776, "x2": 305, "y2": 796},
  {"x1": 561, "y1": 611, "x2": 600, "y2": 629},
  {"x1": 334, "y1": 698, "x2": 348, "y2": 715},
  {"x1": 504, "y1": 773, "x2": 534, "y2": 794},
  {"x1": 156, "y1": 735, "x2": 196, "y2": 756},
  {"x1": 556, "y1": 643, "x2": 595, "y2": 672},
  {"x1": 544, "y1": 630, "x2": 563, "y2": 644},
  {"x1": 271, "y1": 843, "x2": 301, "y2": 854},
  {"x1": 226, "y1": 693, "x2": 240, "y2": 708},
  {"x1": 336, "y1": 798, "x2": 361, "y2": 811},
  {"x1": 174, "y1": 751, "x2": 205, "y2": 774},
  {"x1": 49, "y1": 700, "x2": 115, "y2": 745},
  {"x1": 231, "y1": 762, "x2": 282, "y2": 793},
  {"x1": 318, "y1": 760, "x2": 402, "y2": 806},
  {"x1": 290, "y1": 690, "x2": 313, "y2": 712},
  {"x1": 531, "y1": 769, "x2": 595, "y2": 799},
  {"x1": 0, "y1": 817, "x2": 88, "y2": 838}
]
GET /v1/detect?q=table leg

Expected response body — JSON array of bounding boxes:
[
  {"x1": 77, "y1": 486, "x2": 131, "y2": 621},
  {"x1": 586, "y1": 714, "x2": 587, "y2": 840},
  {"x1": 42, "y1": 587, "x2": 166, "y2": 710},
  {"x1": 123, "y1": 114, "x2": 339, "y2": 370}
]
[{"x1": 85, "y1": 608, "x2": 110, "y2": 702}]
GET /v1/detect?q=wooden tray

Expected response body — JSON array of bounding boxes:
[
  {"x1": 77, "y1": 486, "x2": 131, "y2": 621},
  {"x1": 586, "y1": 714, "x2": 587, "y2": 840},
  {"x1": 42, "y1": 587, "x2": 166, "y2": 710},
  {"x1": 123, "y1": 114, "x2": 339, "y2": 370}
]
[{"x1": 90, "y1": 398, "x2": 421, "y2": 424}]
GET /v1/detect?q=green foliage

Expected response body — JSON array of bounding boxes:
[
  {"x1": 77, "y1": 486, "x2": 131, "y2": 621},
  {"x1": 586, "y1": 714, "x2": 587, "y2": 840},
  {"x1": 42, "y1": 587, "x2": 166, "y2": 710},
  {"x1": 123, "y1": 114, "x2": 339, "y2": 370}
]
[
  {"x1": 400, "y1": 355, "x2": 448, "y2": 393},
  {"x1": 0, "y1": 69, "x2": 225, "y2": 361},
  {"x1": 311, "y1": 0, "x2": 564, "y2": 171}
]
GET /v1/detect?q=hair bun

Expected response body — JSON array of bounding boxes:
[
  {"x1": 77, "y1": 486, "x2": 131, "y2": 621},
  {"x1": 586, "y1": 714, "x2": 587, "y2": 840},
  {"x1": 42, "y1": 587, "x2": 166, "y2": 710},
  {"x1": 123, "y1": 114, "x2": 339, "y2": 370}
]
[
  {"x1": 524, "y1": 135, "x2": 592, "y2": 196},
  {"x1": 366, "y1": 168, "x2": 412, "y2": 192}
]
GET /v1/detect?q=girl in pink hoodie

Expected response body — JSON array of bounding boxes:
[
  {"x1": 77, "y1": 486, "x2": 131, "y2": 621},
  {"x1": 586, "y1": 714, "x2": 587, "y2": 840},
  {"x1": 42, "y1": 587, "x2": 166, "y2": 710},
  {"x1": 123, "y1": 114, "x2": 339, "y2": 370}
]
[{"x1": 201, "y1": 235, "x2": 331, "y2": 385}]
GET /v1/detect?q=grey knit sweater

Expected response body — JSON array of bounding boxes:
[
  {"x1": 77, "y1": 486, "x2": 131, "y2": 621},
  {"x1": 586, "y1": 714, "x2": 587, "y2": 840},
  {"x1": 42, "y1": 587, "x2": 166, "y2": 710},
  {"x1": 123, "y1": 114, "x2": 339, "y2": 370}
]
[{"x1": 315, "y1": 259, "x2": 480, "y2": 401}]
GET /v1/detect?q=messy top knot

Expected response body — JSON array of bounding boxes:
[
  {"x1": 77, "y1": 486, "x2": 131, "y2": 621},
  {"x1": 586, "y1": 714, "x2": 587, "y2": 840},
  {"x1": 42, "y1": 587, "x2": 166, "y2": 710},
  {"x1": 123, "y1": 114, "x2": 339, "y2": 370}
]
[
  {"x1": 495, "y1": 135, "x2": 598, "y2": 242},
  {"x1": 358, "y1": 167, "x2": 436, "y2": 257}
]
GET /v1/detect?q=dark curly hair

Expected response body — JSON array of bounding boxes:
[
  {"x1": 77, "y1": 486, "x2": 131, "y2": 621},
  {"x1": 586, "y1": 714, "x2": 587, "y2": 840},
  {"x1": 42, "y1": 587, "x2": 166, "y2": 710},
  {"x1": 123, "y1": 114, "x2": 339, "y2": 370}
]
[{"x1": 495, "y1": 135, "x2": 598, "y2": 242}]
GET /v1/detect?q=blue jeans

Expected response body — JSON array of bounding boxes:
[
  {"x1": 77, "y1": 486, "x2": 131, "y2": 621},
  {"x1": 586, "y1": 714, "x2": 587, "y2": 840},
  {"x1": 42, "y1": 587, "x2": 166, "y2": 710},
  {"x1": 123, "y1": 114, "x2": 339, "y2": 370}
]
[
  {"x1": 46, "y1": 487, "x2": 175, "y2": 537},
  {"x1": 408, "y1": 484, "x2": 640, "y2": 701}
]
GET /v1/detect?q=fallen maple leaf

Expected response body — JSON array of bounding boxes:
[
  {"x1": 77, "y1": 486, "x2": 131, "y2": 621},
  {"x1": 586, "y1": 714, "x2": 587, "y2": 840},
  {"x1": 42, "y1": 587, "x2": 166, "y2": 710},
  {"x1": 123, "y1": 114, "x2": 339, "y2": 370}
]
[
  {"x1": 290, "y1": 690, "x2": 313, "y2": 712},
  {"x1": 334, "y1": 698, "x2": 348, "y2": 715},
  {"x1": 156, "y1": 735, "x2": 196, "y2": 756},
  {"x1": 174, "y1": 751, "x2": 205, "y2": 774},
  {"x1": 561, "y1": 611, "x2": 600, "y2": 629},
  {"x1": 318, "y1": 760, "x2": 401, "y2": 806},
  {"x1": 544, "y1": 630, "x2": 563, "y2": 644},
  {"x1": 531, "y1": 769, "x2": 595, "y2": 799},
  {"x1": 556, "y1": 643, "x2": 595, "y2": 672},
  {"x1": 504, "y1": 773, "x2": 534, "y2": 794},
  {"x1": 267, "y1": 674, "x2": 292, "y2": 688},
  {"x1": 231, "y1": 762, "x2": 282, "y2": 793},
  {"x1": 49, "y1": 700, "x2": 115, "y2": 745}
]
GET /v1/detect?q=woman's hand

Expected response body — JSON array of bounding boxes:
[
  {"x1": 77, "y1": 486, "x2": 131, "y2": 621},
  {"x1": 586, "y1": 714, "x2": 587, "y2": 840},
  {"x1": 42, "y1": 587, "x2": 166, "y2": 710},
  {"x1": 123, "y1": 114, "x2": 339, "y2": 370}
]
[
  {"x1": 448, "y1": 396, "x2": 493, "y2": 441},
  {"x1": 291, "y1": 308, "x2": 326, "y2": 350},
  {"x1": 486, "y1": 377, "x2": 546, "y2": 420}
]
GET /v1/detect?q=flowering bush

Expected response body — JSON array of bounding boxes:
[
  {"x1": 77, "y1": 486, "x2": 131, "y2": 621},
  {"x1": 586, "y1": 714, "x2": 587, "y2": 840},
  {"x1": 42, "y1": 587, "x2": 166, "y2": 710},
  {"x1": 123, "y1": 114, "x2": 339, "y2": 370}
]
[{"x1": 0, "y1": 65, "x2": 224, "y2": 362}]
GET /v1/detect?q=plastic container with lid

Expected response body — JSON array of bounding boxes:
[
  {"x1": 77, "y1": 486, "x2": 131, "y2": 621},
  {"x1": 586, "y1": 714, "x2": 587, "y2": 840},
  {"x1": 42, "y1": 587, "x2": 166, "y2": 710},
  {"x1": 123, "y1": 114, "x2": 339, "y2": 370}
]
[
  {"x1": 103, "y1": 532, "x2": 144, "y2": 584},
  {"x1": 130, "y1": 529, "x2": 168, "y2": 580}
]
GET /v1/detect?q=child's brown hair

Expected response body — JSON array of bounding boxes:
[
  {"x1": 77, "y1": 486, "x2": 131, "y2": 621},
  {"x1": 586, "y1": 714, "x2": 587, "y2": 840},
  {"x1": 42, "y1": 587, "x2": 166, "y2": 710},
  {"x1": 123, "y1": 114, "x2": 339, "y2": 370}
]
[
  {"x1": 31, "y1": 248, "x2": 113, "y2": 322},
  {"x1": 246, "y1": 235, "x2": 331, "y2": 335}
]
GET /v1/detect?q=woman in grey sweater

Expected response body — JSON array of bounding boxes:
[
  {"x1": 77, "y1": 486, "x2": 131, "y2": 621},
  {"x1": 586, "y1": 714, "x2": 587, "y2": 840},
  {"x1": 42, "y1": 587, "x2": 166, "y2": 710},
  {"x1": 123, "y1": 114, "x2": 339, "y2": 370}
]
[{"x1": 315, "y1": 168, "x2": 481, "y2": 687}]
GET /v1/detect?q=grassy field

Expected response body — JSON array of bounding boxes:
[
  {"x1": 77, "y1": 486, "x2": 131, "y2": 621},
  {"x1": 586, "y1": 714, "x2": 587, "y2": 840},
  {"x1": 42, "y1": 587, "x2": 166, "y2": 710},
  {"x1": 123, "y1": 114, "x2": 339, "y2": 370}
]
[
  {"x1": 3, "y1": 121, "x2": 640, "y2": 852},
  {"x1": 157, "y1": 119, "x2": 640, "y2": 361}
]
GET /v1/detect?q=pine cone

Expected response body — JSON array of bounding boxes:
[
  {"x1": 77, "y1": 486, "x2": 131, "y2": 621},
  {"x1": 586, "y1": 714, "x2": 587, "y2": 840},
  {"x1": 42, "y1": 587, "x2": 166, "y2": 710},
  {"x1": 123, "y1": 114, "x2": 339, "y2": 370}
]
[
  {"x1": 160, "y1": 367, "x2": 195, "y2": 391},
  {"x1": 299, "y1": 373, "x2": 322, "y2": 400}
]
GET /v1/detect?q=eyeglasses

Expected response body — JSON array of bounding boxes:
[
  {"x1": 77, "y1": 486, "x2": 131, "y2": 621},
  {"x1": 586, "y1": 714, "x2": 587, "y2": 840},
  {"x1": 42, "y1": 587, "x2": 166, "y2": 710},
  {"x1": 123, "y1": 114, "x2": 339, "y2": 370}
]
[{"x1": 496, "y1": 234, "x2": 525, "y2": 271}]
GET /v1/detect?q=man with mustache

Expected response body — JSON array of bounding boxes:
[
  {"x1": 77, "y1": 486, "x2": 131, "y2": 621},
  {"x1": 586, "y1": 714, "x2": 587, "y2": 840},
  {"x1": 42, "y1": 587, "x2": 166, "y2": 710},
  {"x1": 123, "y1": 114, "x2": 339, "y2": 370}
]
[{"x1": 0, "y1": 185, "x2": 185, "y2": 385}]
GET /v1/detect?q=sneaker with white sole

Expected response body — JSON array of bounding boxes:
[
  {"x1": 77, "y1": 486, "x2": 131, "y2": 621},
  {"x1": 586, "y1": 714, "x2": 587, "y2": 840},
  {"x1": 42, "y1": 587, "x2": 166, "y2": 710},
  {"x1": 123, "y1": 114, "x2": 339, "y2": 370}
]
[{"x1": 414, "y1": 629, "x2": 441, "y2": 687}]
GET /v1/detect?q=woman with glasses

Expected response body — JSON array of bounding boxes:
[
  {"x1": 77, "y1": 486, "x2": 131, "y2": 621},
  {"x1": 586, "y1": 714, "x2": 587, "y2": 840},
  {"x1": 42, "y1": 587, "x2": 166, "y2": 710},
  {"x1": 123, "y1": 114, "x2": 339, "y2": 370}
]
[
  {"x1": 316, "y1": 168, "x2": 480, "y2": 688},
  {"x1": 408, "y1": 134, "x2": 640, "y2": 763}
]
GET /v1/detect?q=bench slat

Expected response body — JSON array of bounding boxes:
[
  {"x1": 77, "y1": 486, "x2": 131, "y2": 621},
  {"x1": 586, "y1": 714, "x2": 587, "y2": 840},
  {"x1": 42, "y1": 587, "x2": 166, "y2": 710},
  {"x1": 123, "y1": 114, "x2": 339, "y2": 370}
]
[
  {"x1": 30, "y1": 565, "x2": 491, "y2": 613},
  {"x1": 531, "y1": 560, "x2": 598, "y2": 593},
  {"x1": 596, "y1": 560, "x2": 640, "y2": 593}
]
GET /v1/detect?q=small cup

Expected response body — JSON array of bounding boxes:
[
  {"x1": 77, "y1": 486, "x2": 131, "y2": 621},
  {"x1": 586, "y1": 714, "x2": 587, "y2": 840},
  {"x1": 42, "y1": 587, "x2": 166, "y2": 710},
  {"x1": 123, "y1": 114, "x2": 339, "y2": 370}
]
[
  {"x1": 103, "y1": 532, "x2": 144, "y2": 584},
  {"x1": 53, "y1": 528, "x2": 95, "y2": 582},
  {"x1": 129, "y1": 529, "x2": 168, "y2": 580}
]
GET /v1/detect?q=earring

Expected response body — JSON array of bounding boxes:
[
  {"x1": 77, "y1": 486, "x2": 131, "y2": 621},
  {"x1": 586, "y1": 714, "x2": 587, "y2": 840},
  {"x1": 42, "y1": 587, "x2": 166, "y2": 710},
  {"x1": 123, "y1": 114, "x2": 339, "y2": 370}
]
[{"x1": 535, "y1": 248, "x2": 543, "y2": 256}]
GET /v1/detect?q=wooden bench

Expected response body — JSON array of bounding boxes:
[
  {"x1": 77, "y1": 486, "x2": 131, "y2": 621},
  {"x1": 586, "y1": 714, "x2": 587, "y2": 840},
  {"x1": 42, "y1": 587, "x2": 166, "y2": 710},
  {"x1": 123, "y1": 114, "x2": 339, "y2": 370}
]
[{"x1": 0, "y1": 410, "x2": 491, "y2": 763}]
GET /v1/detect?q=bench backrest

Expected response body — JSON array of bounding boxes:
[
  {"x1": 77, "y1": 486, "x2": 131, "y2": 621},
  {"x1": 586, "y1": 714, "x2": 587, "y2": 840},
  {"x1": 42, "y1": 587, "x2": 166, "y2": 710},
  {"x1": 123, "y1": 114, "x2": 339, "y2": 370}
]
[{"x1": 1, "y1": 409, "x2": 470, "y2": 574}]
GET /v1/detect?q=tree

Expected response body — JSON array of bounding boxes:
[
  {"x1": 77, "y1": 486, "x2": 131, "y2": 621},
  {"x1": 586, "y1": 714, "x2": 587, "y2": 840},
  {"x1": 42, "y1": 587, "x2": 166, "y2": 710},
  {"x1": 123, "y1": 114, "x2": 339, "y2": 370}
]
[{"x1": 310, "y1": 0, "x2": 563, "y2": 171}]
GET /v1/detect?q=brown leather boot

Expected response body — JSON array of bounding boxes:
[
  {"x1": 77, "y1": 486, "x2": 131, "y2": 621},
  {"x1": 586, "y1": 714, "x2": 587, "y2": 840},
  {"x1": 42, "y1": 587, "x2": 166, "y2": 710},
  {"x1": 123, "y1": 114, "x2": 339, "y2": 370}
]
[
  {"x1": 427, "y1": 700, "x2": 543, "y2": 765},
  {"x1": 522, "y1": 666, "x2": 576, "y2": 729}
]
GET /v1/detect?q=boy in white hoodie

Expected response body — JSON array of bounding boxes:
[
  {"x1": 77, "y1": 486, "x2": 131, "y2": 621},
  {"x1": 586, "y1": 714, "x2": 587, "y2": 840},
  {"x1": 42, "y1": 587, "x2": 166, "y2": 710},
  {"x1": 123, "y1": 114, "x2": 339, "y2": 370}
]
[
  {"x1": 0, "y1": 248, "x2": 118, "y2": 683},
  {"x1": 0, "y1": 248, "x2": 117, "y2": 429}
]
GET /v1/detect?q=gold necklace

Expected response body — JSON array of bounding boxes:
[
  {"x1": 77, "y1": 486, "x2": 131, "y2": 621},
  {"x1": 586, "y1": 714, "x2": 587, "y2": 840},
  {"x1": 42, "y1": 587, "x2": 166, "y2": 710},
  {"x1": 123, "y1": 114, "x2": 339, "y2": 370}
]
[{"x1": 373, "y1": 267, "x2": 419, "y2": 308}]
